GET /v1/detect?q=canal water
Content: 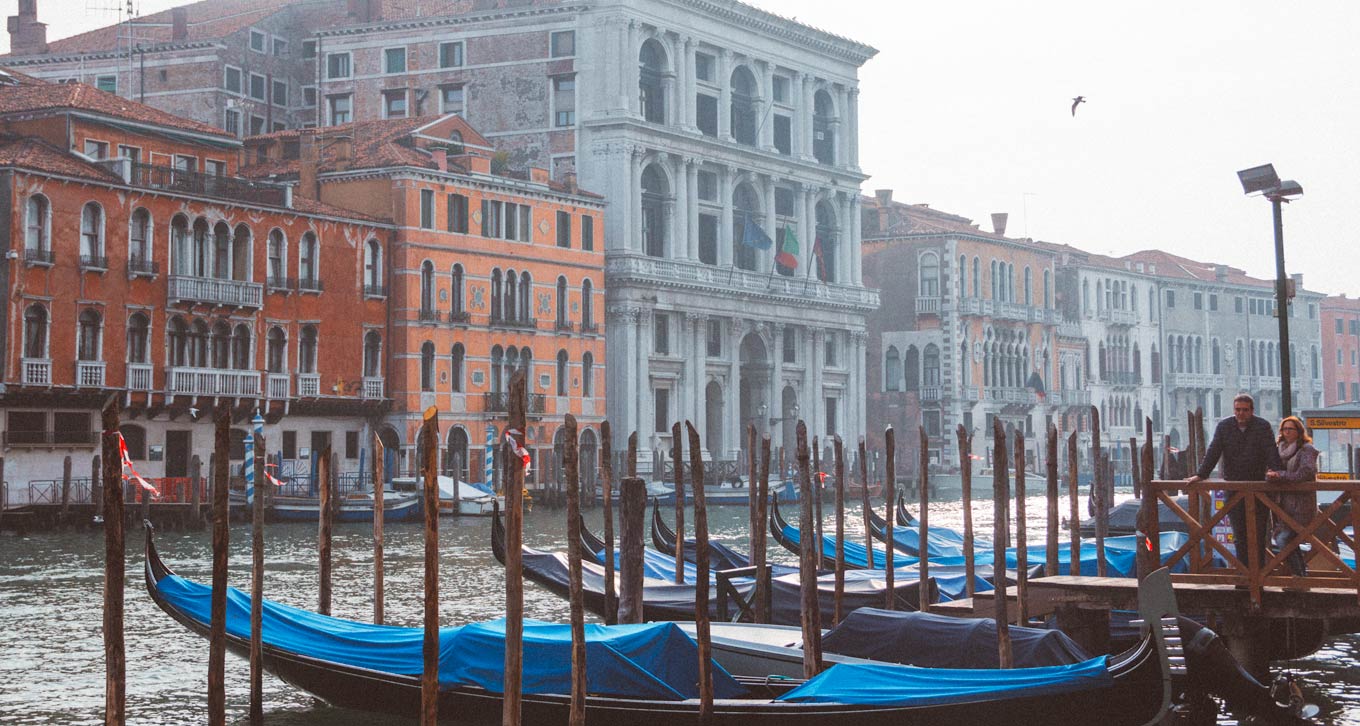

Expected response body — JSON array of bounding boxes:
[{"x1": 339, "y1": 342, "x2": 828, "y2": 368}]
[{"x1": 2, "y1": 494, "x2": 1358, "y2": 724}]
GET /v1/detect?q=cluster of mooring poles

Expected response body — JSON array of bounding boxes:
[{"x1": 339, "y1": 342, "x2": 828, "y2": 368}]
[{"x1": 96, "y1": 392, "x2": 1172, "y2": 725}]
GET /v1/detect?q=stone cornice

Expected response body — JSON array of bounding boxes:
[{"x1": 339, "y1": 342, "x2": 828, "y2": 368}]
[
  {"x1": 662, "y1": 0, "x2": 877, "y2": 65},
  {"x1": 316, "y1": 4, "x2": 583, "y2": 39}
]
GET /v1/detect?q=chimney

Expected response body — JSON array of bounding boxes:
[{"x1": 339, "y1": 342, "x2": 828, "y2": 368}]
[
  {"x1": 332, "y1": 134, "x2": 354, "y2": 171},
  {"x1": 430, "y1": 147, "x2": 447, "y2": 172},
  {"x1": 991, "y1": 212, "x2": 1008, "y2": 236},
  {"x1": 1214, "y1": 264, "x2": 1228, "y2": 281},
  {"x1": 297, "y1": 129, "x2": 319, "y2": 200},
  {"x1": 7, "y1": 0, "x2": 48, "y2": 55},
  {"x1": 347, "y1": 0, "x2": 381, "y2": 22},
  {"x1": 874, "y1": 189, "x2": 893, "y2": 205},
  {"x1": 171, "y1": 7, "x2": 188, "y2": 41},
  {"x1": 529, "y1": 166, "x2": 549, "y2": 183},
  {"x1": 564, "y1": 171, "x2": 578, "y2": 193}
]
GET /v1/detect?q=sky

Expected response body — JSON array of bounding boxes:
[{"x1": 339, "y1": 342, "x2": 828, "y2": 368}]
[{"x1": 5, "y1": 0, "x2": 1358, "y2": 297}]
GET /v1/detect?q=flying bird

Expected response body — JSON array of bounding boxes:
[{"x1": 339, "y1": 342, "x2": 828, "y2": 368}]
[{"x1": 1071, "y1": 96, "x2": 1086, "y2": 116}]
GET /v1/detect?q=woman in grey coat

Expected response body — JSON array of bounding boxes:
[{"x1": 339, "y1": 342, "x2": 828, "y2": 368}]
[{"x1": 1265, "y1": 415, "x2": 1320, "y2": 576}]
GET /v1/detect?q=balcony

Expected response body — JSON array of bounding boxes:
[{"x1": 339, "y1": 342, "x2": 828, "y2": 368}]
[
  {"x1": 985, "y1": 387, "x2": 1038, "y2": 405},
  {"x1": 1055, "y1": 389, "x2": 1092, "y2": 407},
  {"x1": 963, "y1": 387, "x2": 981, "y2": 402},
  {"x1": 1242, "y1": 375, "x2": 1282, "y2": 391},
  {"x1": 127, "y1": 363, "x2": 153, "y2": 391},
  {"x1": 80, "y1": 255, "x2": 108, "y2": 272},
  {"x1": 449, "y1": 310, "x2": 471, "y2": 325},
  {"x1": 1164, "y1": 372, "x2": 1225, "y2": 390},
  {"x1": 268, "y1": 373, "x2": 292, "y2": 399},
  {"x1": 491, "y1": 315, "x2": 538, "y2": 331},
  {"x1": 267, "y1": 276, "x2": 294, "y2": 293},
  {"x1": 1057, "y1": 321, "x2": 1083, "y2": 339},
  {"x1": 1031, "y1": 307, "x2": 1063, "y2": 325},
  {"x1": 915, "y1": 296, "x2": 941, "y2": 315},
  {"x1": 363, "y1": 284, "x2": 387, "y2": 298},
  {"x1": 483, "y1": 391, "x2": 547, "y2": 414},
  {"x1": 24, "y1": 248, "x2": 54, "y2": 266},
  {"x1": 363, "y1": 377, "x2": 385, "y2": 400},
  {"x1": 418, "y1": 309, "x2": 443, "y2": 324},
  {"x1": 128, "y1": 257, "x2": 158, "y2": 277},
  {"x1": 168, "y1": 275, "x2": 263, "y2": 308},
  {"x1": 166, "y1": 367, "x2": 261, "y2": 397},
  {"x1": 298, "y1": 373, "x2": 320, "y2": 397},
  {"x1": 1109, "y1": 309, "x2": 1138, "y2": 326},
  {"x1": 605, "y1": 255, "x2": 880, "y2": 310},
  {"x1": 1102, "y1": 371, "x2": 1142, "y2": 387},
  {"x1": 296, "y1": 277, "x2": 323, "y2": 293},
  {"x1": 581, "y1": 322, "x2": 600, "y2": 335},
  {"x1": 555, "y1": 320, "x2": 575, "y2": 333},
  {"x1": 21, "y1": 358, "x2": 50, "y2": 385},
  {"x1": 920, "y1": 386, "x2": 942, "y2": 402},
  {"x1": 2, "y1": 430, "x2": 99, "y2": 447},
  {"x1": 995, "y1": 302, "x2": 1031, "y2": 322},
  {"x1": 956, "y1": 298, "x2": 984, "y2": 316},
  {"x1": 119, "y1": 160, "x2": 289, "y2": 207},
  {"x1": 76, "y1": 361, "x2": 106, "y2": 388}
]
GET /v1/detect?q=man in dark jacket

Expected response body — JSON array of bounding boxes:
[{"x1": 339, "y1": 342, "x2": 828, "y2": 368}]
[{"x1": 1187, "y1": 393, "x2": 1283, "y2": 569}]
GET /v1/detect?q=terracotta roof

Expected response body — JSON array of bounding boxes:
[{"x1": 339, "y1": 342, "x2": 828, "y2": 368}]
[
  {"x1": 862, "y1": 195, "x2": 1014, "y2": 242},
  {"x1": 1119, "y1": 249, "x2": 1273, "y2": 289},
  {"x1": 0, "y1": 134, "x2": 121, "y2": 181},
  {"x1": 1321, "y1": 295, "x2": 1360, "y2": 313},
  {"x1": 36, "y1": 0, "x2": 318, "y2": 55},
  {"x1": 0, "y1": 65, "x2": 48, "y2": 86},
  {"x1": 0, "y1": 81, "x2": 233, "y2": 138}
]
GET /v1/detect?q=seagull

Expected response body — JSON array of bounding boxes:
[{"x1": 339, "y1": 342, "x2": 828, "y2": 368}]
[
  {"x1": 188, "y1": 406, "x2": 200, "y2": 419},
  {"x1": 1071, "y1": 96, "x2": 1086, "y2": 116}
]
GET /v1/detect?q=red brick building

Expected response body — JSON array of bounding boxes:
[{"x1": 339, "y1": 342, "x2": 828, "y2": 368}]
[{"x1": 1322, "y1": 295, "x2": 1360, "y2": 406}]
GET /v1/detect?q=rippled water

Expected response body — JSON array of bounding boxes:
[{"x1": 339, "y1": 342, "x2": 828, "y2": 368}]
[{"x1": 2, "y1": 494, "x2": 1357, "y2": 724}]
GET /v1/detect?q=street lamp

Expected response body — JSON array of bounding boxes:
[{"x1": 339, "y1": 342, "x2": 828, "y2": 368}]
[{"x1": 1237, "y1": 163, "x2": 1303, "y2": 416}]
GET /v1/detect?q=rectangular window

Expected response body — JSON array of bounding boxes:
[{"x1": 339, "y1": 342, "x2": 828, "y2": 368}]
[
  {"x1": 1353, "y1": 382, "x2": 1359, "y2": 401},
  {"x1": 1166, "y1": 290, "x2": 1176, "y2": 308},
  {"x1": 1351, "y1": 319, "x2": 1359, "y2": 335},
  {"x1": 272, "y1": 38, "x2": 288, "y2": 57},
  {"x1": 345, "y1": 431, "x2": 359, "y2": 460},
  {"x1": 550, "y1": 30, "x2": 575, "y2": 57},
  {"x1": 248, "y1": 73, "x2": 266, "y2": 100},
  {"x1": 1309, "y1": 303, "x2": 1317, "y2": 319},
  {"x1": 694, "y1": 52, "x2": 714, "y2": 81},
  {"x1": 825, "y1": 398, "x2": 838, "y2": 436},
  {"x1": 1236, "y1": 296, "x2": 1244, "y2": 313},
  {"x1": 581, "y1": 215, "x2": 594, "y2": 251},
  {"x1": 439, "y1": 41, "x2": 464, "y2": 68},
  {"x1": 696, "y1": 94, "x2": 718, "y2": 137},
  {"x1": 772, "y1": 75, "x2": 789, "y2": 103},
  {"x1": 205, "y1": 160, "x2": 226, "y2": 176},
  {"x1": 654, "y1": 389, "x2": 669, "y2": 432},
  {"x1": 440, "y1": 85, "x2": 465, "y2": 115},
  {"x1": 250, "y1": 115, "x2": 266, "y2": 135},
  {"x1": 701, "y1": 319, "x2": 721, "y2": 358},
  {"x1": 553, "y1": 76, "x2": 576, "y2": 127},
  {"x1": 782, "y1": 328, "x2": 797, "y2": 363},
  {"x1": 481, "y1": 200, "x2": 499, "y2": 237},
  {"x1": 83, "y1": 140, "x2": 109, "y2": 160},
  {"x1": 654, "y1": 314, "x2": 669, "y2": 355},
  {"x1": 225, "y1": 109, "x2": 241, "y2": 136},
  {"x1": 1193, "y1": 292, "x2": 1203, "y2": 310},
  {"x1": 250, "y1": 29, "x2": 266, "y2": 53},
  {"x1": 282, "y1": 430, "x2": 298, "y2": 459},
  {"x1": 773, "y1": 114, "x2": 791, "y2": 155},
  {"x1": 518, "y1": 205, "x2": 531, "y2": 242},
  {"x1": 383, "y1": 89, "x2": 407, "y2": 118},
  {"x1": 326, "y1": 52, "x2": 351, "y2": 79},
  {"x1": 698, "y1": 214, "x2": 718, "y2": 265},
  {"x1": 95, "y1": 75, "x2": 117, "y2": 93},
  {"x1": 384, "y1": 47, "x2": 407, "y2": 74},
  {"x1": 447, "y1": 194, "x2": 469, "y2": 233},
  {"x1": 1208, "y1": 293, "x2": 1218, "y2": 311},
  {"x1": 302, "y1": 86, "x2": 316, "y2": 107},
  {"x1": 302, "y1": 40, "x2": 316, "y2": 59},
  {"x1": 556, "y1": 210, "x2": 571, "y2": 248},
  {"x1": 1340, "y1": 382, "x2": 1347, "y2": 401},
  {"x1": 824, "y1": 334, "x2": 838, "y2": 366},
  {"x1": 272, "y1": 79, "x2": 288, "y2": 106},
  {"x1": 224, "y1": 66, "x2": 242, "y2": 94},
  {"x1": 327, "y1": 95, "x2": 352, "y2": 125},
  {"x1": 420, "y1": 189, "x2": 435, "y2": 229},
  {"x1": 117, "y1": 145, "x2": 140, "y2": 163}
]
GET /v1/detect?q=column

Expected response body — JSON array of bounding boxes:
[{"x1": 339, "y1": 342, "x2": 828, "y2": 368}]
[
  {"x1": 791, "y1": 71, "x2": 805, "y2": 157},
  {"x1": 614, "y1": 306, "x2": 640, "y2": 443},
  {"x1": 686, "y1": 158, "x2": 700, "y2": 260},
  {"x1": 682, "y1": 37, "x2": 697, "y2": 131},
  {"x1": 801, "y1": 75, "x2": 816, "y2": 160},
  {"x1": 762, "y1": 174, "x2": 777, "y2": 274},
  {"x1": 839, "y1": 192, "x2": 854, "y2": 286},
  {"x1": 626, "y1": 20, "x2": 640, "y2": 117},
  {"x1": 727, "y1": 319, "x2": 744, "y2": 460},
  {"x1": 835, "y1": 85, "x2": 850, "y2": 167},
  {"x1": 637, "y1": 307, "x2": 653, "y2": 447},
  {"x1": 808, "y1": 329, "x2": 823, "y2": 440},
  {"x1": 609, "y1": 18, "x2": 627, "y2": 113},
  {"x1": 797, "y1": 183, "x2": 813, "y2": 274},
  {"x1": 662, "y1": 72, "x2": 678, "y2": 126},
  {"x1": 854, "y1": 332, "x2": 867, "y2": 443},
  {"x1": 717, "y1": 49, "x2": 732, "y2": 142},
  {"x1": 673, "y1": 155, "x2": 690, "y2": 260},
  {"x1": 760, "y1": 60, "x2": 775, "y2": 151},
  {"x1": 848, "y1": 87, "x2": 860, "y2": 169},
  {"x1": 629, "y1": 146, "x2": 644, "y2": 253},
  {"x1": 693, "y1": 314, "x2": 707, "y2": 454},
  {"x1": 851, "y1": 194, "x2": 863, "y2": 286},
  {"x1": 718, "y1": 165, "x2": 734, "y2": 267},
  {"x1": 770, "y1": 324, "x2": 784, "y2": 445}
]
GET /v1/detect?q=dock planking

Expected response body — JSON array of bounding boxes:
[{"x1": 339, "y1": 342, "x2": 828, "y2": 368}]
[{"x1": 1026, "y1": 575, "x2": 1360, "y2": 620}]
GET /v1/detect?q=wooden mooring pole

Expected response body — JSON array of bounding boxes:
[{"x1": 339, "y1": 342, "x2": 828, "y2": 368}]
[
  {"x1": 883, "y1": 426, "x2": 895, "y2": 603},
  {"x1": 318, "y1": 446, "x2": 334, "y2": 616},
  {"x1": 189, "y1": 456, "x2": 202, "y2": 528},
  {"x1": 992, "y1": 418, "x2": 1012, "y2": 668},
  {"x1": 813, "y1": 437, "x2": 823, "y2": 550},
  {"x1": 1138, "y1": 417, "x2": 1158, "y2": 581},
  {"x1": 672, "y1": 421, "x2": 685, "y2": 585},
  {"x1": 795, "y1": 421, "x2": 822, "y2": 677},
  {"x1": 563, "y1": 415, "x2": 586, "y2": 726},
  {"x1": 918, "y1": 426, "x2": 930, "y2": 614},
  {"x1": 748, "y1": 424, "x2": 758, "y2": 564},
  {"x1": 958, "y1": 425, "x2": 975, "y2": 598},
  {"x1": 1014, "y1": 430, "x2": 1028, "y2": 626},
  {"x1": 858, "y1": 438, "x2": 873, "y2": 573},
  {"x1": 503, "y1": 372, "x2": 527, "y2": 726},
  {"x1": 687, "y1": 422, "x2": 714, "y2": 724},
  {"x1": 373, "y1": 434, "x2": 385, "y2": 625},
  {"x1": 627, "y1": 432, "x2": 637, "y2": 479},
  {"x1": 1091, "y1": 406, "x2": 1106, "y2": 577},
  {"x1": 100, "y1": 399, "x2": 126, "y2": 726},
  {"x1": 599, "y1": 420, "x2": 617, "y2": 625},
  {"x1": 754, "y1": 435, "x2": 771, "y2": 624},
  {"x1": 61, "y1": 455, "x2": 71, "y2": 524},
  {"x1": 249, "y1": 429, "x2": 266, "y2": 725},
  {"x1": 617, "y1": 476, "x2": 646, "y2": 624},
  {"x1": 208, "y1": 404, "x2": 231, "y2": 726},
  {"x1": 1046, "y1": 424, "x2": 1060, "y2": 576},
  {"x1": 833, "y1": 436, "x2": 846, "y2": 624},
  {"x1": 1068, "y1": 431, "x2": 1080, "y2": 577}
]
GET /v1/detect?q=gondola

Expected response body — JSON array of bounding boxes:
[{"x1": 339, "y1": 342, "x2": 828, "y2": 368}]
[
  {"x1": 497, "y1": 505, "x2": 934, "y2": 625},
  {"x1": 648, "y1": 498, "x2": 793, "y2": 573},
  {"x1": 865, "y1": 503, "x2": 975, "y2": 559},
  {"x1": 145, "y1": 521, "x2": 1179, "y2": 725},
  {"x1": 228, "y1": 489, "x2": 423, "y2": 523}
]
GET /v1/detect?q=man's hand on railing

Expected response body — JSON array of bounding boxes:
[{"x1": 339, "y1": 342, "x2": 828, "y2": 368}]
[
  {"x1": 1264, "y1": 470, "x2": 1283, "y2": 483},
  {"x1": 1185, "y1": 475, "x2": 1202, "y2": 484}
]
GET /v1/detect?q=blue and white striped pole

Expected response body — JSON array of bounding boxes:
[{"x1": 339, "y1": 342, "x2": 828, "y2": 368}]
[
  {"x1": 484, "y1": 424, "x2": 496, "y2": 486},
  {"x1": 246, "y1": 411, "x2": 265, "y2": 504}
]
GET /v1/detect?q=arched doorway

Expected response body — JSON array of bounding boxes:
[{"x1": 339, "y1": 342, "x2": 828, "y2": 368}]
[
  {"x1": 739, "y1": 332, "x2": 769, "y2": 441},
  {"x1": 780, "y1": 384, "x2": 799, "y2": 454},
  {"x1": 552, "y1": 426, "x2": 569, "y2": 488},
  {"x1": 579, "y1": 428, "x2": 598, "y2": 494},
  {"x1": 705, "y1": 381, "x2": 724, "y2": 459},
  {"x1": 446, "y1": 426, "x2": 469, "y2": 480},
  {"x1": 378, "y1": 425, "x2": 400, "y2": 485}
]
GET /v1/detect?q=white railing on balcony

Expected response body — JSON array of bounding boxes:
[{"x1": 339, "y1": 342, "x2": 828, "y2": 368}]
[
  {"x1": 267, "y1": 373, "x2": 291, "y2": 399},
  {"x1": 1109, "y1": 309, "x2": 1138, "y2": 326},
  {"x1": 168, "y1": 275, "x2": 263, "y2": 308},
  {"x1": 1056, "y1": 389, "x2": 1092, "y2": 407},
  {"x1": 21, "y1": 358, "x2": 51, "y2": 385},
  {"x1": 986, "y1": 387, "x2": 1038, "y2": 404},
  {"x1": 963, "y1": 387, "x2": 981, "y2": 402},
  {"x1": 76, "y1": 361, "x2": 106, "y2": 388},
  {"x1": 127, "y1": 363, "x2": 153, "y2": 391},
  {"x1": 915, "y1": 296, "x2": 941, "y2": 315},
  {"x1": 1057, "y1": 321, "x2": 1083, "y2": 338},
  {"x1": 167, "y1": 367, "x2": 261, "y2": 397},
  {"x1": 298, "y1": 373, "x2": 320, "y2": 397},
  {"x1": 363, "y1": 377, "x2": 384, "y2": 400},
  {"x1": 996, "y1": 302, "x2": 1031, "y2": 322},
  {"x1": 920, "y1": 386, "x2": 942, "y2": 401},
  {"x1": 957, "y1": 298, "x2": 983, "y2": 316},
  {"x1": 606, "y1": 255, "x2": 880, "y2": 309},
  {"x1": 1165, "y1": 372, "x2": 1226, "y2": 389}
]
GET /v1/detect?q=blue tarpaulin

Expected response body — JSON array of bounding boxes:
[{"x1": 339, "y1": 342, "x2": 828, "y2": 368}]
[
  {"x1": 776, "y1": 657, "x2": 1113, "y2": 706},
  {"x1": 156, "y1": 574, "x2": 745, "y2": 700}
]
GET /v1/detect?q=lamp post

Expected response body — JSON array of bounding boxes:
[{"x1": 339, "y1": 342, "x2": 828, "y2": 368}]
[{"x1": 1237, "y1": 164, "x2": 1303, "y2": 417}]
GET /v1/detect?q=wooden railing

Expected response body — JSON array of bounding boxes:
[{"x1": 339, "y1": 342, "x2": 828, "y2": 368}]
[{"x1": 1145, "y1": 479, "x2": 1360, "y2": 602}]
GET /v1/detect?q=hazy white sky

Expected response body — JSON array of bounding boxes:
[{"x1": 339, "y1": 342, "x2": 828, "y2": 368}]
[{"x1": 6, "y1": 0, "x2": 1358, "y2": 297}]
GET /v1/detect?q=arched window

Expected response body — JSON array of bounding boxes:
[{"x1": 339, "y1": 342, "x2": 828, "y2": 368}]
[
  {"x1": 127, "y1": 313, "x2": 150, "y2": 364},
  {"x1": 923, "y1": 344, "x2": 941, "y2": 386},
  {"x1": 556, "y1": 349, "x2": 569, "y2": 396},
  {"x1": 451, "y1": 343, "x2": 465, "y2": 393},
  {"x1": 733, "y1": 182, "x2": 761, "y2": 271},
  {"x1": 420, "y1": 260, "x2": 435, "y2": 315},
  {"x1": 267, "y1": 327, "x2": 287, "y2": 373},
  {"x1": 190, "y1": 320, "x2": 211, "y2": 367},
  {"x1": 582, "y1": 351, "x2": 594, "y2": 397},
  {"x1": 519, "y1": 271, "x2": 531, "y2": 323},
  {"x1": 77, "y1": 309, "x2": 102, "y2": 361},
  {"x1": 1313, "y1": 346, "x2": 1321, "y2": 380},
  {"x1": 958, "y1": 255, "x2": 967, "y2": 299},
  {"x1": 1024, "y1": 267, "x2": 1033, "y2": 306},
  {"x1": 491, "y1": 345, "x2": 504, "y2": 393},
  {"x1": 167, "y1": 317, "x2": 187, "y2": 367},
  {"x1": 815, "y1": 201, "x2": 838, "y2": 283},
  {"x1": 1043, "y1": 269, "x2": 1051, "y2": 308},
  {"x1": 364, "y1": 239, "x2": 382, "y2": 293},
  {"x1": 212, "y1": 221, "x2": 231, "y2": 279},
  {"x1": 918, "y1": 253, "x2": 939, "y2": 297},
  {"x1": 972, "y1": 257, "x2": 981, "y2": 298},
  {"x1": 129, "y1": 208, "x2": 151, "y2": 268},
  {"x1": 639, "y1": 39, "x2": 667, "y2": 124},
  {"x1": 490, "y1": 268, "x2": 503, "y2": 322},
  {"x1": 299, "y1": 232, "x2": 318, "y2": 288},
  {"x1": 451, "y1": 264, "x2": 465, "y2": 317},
  {"x1": 231, "y1": 323, "x2": 251, "y2": 369},
  {"x1": 556, "y1": 276, "x2": 568, "y2": 326},
  {"x1": 190, "y1": 218, "x2": 210, "y2": 277},
  {"x1": 296, "y1": 324, "x2": 318, "y2": 374},
  {"x1": 904, "y1": 345, "x2": 920, "y2": 391},
  {"x1": 1211, "y1": 339, "x2": 1221, "y2": 375},
  {"x1": 813, "y1": 90, "x2": 835, "y2": 164},
  {"x1": 504, "y1": 268, "x2": 517, "y2": 322},
  {"x1": 25, "y1": 194, "x2": 49, "y2": 256},
  {"x1": 730, "y1": 65, "x2": 758, "y2": 146},
  {"x1": 990, "y1": 260, "x2": 999, "y2": 300},
  {"x1": 641, "y1": 163, "x2": 669, "y2": 258},
  {"x1": 231, "y1": 224, "x2": 251, "y2": 281},
  {"x1": 581, "y1": 278, "x2": 594, "y2": 329},
  {"x1": 885, "y1": 346, "x2": 902, "y2": 391},
  {"x1": 211, "y1": 321, "x2": 231, "y2": 369},
  {"x1": 363, "y1": 331, "x2": 382, "y2": 377},
  {"x1": 80, "y1": 202, "x2": 104, "y2": 265},
  {"x1": 420, "y1": 341, "x2": 435, "y2": 392},
  {"x1": 267, "y1": 229, "x2": 286, "y2": 283}
]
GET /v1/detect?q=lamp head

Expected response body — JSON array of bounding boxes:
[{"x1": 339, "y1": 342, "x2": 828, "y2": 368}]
[{"x1": 1238, "y1": 164, "x2": 1280, "y2": 195}]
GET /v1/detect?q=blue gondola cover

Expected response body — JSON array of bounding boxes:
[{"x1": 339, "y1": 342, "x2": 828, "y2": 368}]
[{"x1": 776, "y1": 656, "x2": 1113, "y2": 706}]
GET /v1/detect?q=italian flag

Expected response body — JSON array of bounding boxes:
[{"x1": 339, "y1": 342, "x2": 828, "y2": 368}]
[{"x1": 775, "y1": 227, "x2": 799, "y2": 270}]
